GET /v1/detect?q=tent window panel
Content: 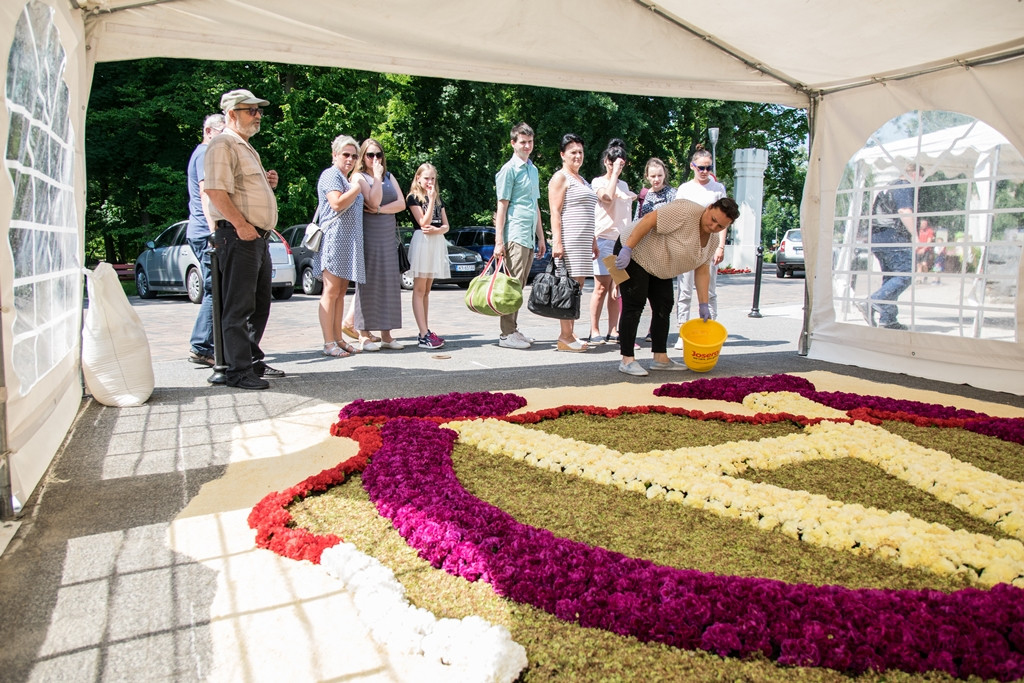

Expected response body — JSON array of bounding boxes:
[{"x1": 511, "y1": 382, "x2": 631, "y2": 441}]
[
  {"x1": 832, "y1": 110, "x2": 1021, "y2": 343},
  {"x1": 4, "y1": 1, "x2": 79, "y2": 396}
]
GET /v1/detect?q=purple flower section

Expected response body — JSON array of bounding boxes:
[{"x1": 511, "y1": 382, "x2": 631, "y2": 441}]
[
  {"x1": 654, "y1": 374, "x2": 1024, "y2": 444},
  {"x1": 340, "y1": 391, "x2": 527, "y2": 420},
  {"x1": 363, "y1": 417, "x2": 1024, "y2": 681},
  {"x1": 654, "y1": 374, "x2": 815, "y2": 402}
]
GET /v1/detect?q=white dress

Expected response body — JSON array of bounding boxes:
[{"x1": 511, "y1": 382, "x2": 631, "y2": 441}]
[{"x1": 406, "y1": 193, "x2": 451, "y2": 279}]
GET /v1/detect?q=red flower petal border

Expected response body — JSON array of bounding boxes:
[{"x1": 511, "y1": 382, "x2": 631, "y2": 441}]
[{"x1": 247, "y1": 382, "x2": 1024, "y2": 680}]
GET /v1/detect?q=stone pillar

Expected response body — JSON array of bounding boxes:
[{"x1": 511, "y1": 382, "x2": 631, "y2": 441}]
[{"x1": 726, "y1": 148, "x2": 769, "y2": 271}]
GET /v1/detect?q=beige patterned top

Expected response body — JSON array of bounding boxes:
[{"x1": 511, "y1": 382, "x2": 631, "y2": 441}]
[
  {"x1": 204, "y1": 128, "x2": 278, "y2": 230},
  {"x1": 621, "y1": 199, "x2": 719, "y2": 279}
]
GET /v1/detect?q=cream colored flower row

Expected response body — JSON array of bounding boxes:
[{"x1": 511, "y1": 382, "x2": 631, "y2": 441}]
[
  {"x1": 741, "y1": 392, "x2": 1024, "y2": 539},
  {"x1": 447, "y1": 414, "x2": 1024, "y2": 588}
]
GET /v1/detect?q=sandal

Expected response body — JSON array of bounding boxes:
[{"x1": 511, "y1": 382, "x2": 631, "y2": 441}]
[
  {"x1": 556, "y1": 339, "x2": 589, "y2": 352},
  {"x1": 322, "y1": 341, "x2": 350, "y2": 358},
  {"x1": 338, "y1": 340, "x2": 360, "y2": 354},
  {"x1": 342, "y1": 325, "x2": 359, "y2": 340}
]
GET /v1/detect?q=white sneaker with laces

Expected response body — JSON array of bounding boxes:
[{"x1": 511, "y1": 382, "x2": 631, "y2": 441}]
[
  {"x1": 511, "y1": 330, "x2": 534, "y2": 345},
  {"x1": 499, "y1": 334, "x2": 530, "y2": 349}
]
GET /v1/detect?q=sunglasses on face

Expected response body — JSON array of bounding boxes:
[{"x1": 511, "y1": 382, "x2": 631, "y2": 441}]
[
  {"x1": 234, "y1": 107, "x2": 264, "y2": 116},
  {"x1": 364, "y1": 151, "x2": 383, "y2": 159},
  {"x1": 339, "y1": 152, "x2": 358, "y2": 159},
  {"x1": 693, "y1": 164, "x2": 713, "y2": 172}
]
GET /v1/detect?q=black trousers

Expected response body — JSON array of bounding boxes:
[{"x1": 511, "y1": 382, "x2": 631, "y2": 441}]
[
  {"x1": 212, "y1": 223, "x2": 272, "y2": 378},
  {"x1": 615, "y1": 241, "x2": 674, "y2": 356}
]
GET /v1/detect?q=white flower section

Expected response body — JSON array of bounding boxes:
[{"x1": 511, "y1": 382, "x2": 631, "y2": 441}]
[
  {"x1": 448, "y1": 416, "x2": 1024, "y2": 588},
  {"x1": 321, "y1": 543, "x2": 528, "y2": 683},
  {"x1": 742, "y1": 391, "x2": 849, "y2": 419}
]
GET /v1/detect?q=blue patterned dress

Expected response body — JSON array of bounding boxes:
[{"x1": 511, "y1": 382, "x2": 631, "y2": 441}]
[{"x1": 315, "y1": 166, "x2": 365, "y2": 283}]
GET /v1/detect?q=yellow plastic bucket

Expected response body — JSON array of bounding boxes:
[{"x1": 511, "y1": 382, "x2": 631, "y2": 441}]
[{"x1": 680, "y1": 319, "x2": 727, "y2": 372}]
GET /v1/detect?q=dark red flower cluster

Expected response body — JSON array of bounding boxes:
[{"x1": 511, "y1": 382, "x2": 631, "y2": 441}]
[{"x1": 339, "y1": 391, "x2": 527, "y2": 420}]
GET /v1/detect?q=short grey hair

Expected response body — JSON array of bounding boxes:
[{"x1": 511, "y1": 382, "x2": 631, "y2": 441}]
[
  {"x1": 331, "y1": 134, "x2": 359, "y2": 155},
  {"x1": 203, "y1": 113, "x2": 225, "y2": 134}
]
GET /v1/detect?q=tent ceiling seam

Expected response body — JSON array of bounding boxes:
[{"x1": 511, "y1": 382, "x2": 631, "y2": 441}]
[
  {"x1": 817, "y1": 46, "x2": 1024, "y2": 97},
  {"x1": 68, "y1": 0, "x2": 183, "y2": 14}
]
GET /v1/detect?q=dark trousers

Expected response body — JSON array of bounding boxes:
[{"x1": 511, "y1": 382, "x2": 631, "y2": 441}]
[
  {"x1": 188, "y1": 236, "x2": 214, "y2": 356},
  {"x1": 615, "y1": 243, "x2": 674, "y2": 355},
  {"x1": 212, "y1": 224, "x2": 271, "y2": 379}
]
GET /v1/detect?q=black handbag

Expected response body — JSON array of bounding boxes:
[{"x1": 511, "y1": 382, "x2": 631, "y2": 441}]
[
  {"x1": 397, "y1": 230, "x2": 411, "y2": 273},
  {"x1": 527, "y1": 257, "x2": 581, "y2": 320}
]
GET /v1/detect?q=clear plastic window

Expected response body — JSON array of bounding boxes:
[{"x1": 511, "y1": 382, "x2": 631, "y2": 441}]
[
  {"x1": 4, "y1": 1, "x2": 79, "y2": 395},
  {"x1": 833, "y1": 111, "x2": 1022, "y2": 341}
]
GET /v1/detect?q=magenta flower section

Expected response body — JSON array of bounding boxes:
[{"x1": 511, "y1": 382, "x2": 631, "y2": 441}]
[
  {"x1": 655, "y1": 374, "x2": 1024, "y2": 444},
  {"x1": 362, "y1": 416, "x2": 1024, "y2": 681},
  {"x1": 340, "y1": 391, "x2": 527, "y2": 420}
]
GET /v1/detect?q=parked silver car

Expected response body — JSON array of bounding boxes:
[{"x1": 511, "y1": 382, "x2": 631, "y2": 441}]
[{"x1": 134, "y1": 221, "x2": 296, "y2": 302}]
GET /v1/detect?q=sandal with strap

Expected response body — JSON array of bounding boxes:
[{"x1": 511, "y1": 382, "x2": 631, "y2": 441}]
[
  {"x1": 337, "y1": 340, "x2": 360, "y2": 354},
  {"x1": 322, "y1": 341, "x2": 350, "y2": 358}
]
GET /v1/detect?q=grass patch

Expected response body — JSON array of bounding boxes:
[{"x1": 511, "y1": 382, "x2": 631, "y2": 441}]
[{"x1": 289, "y1": 411, "x2": 1022, "y2": 682}]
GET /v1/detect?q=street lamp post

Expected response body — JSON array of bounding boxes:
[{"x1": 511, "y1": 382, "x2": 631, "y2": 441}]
[{"x1": 708, "y1": 127, "x2": 719, "y2": 175}]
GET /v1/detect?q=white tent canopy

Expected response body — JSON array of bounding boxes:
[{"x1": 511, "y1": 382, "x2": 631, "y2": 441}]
[{"x1": 3, "y1": 0, "x2": 1024, "y2": 510}]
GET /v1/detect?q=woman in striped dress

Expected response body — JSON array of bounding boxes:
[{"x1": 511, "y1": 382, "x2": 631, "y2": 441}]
[
  {"x1": 548, "y1": 133, "x2": 598, "y2": 351},
  {"x1": 345, "y1": 138, "x2": 406, "y2": 351}
]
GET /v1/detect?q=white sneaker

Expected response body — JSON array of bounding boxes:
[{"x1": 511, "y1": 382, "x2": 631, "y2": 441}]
[
  {"x1": 618, "y1": 360, "x2": 649, "y2": 377},
  {"x1": 674, "y1": 337, "x2": 684, "y2": 350},
  {"x1": 511, "y1": 330, "x2": 534, "y2": 345},
  {"x1": 499, "y1": 334, "x2": 530, "y2": 349}
]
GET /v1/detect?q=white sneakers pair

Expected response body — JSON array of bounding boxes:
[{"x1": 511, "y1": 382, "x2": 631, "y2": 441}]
[{"x1": 498, "y1": 330, "x2": 533, "y2": 349}]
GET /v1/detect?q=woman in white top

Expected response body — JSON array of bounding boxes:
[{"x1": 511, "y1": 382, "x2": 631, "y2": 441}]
[
  {"x1": 589, "y1": 138, "x2": 636, "y2": 344},
  {"x1": 674, "y1": 145, "x2": 727, "y2": 347}
]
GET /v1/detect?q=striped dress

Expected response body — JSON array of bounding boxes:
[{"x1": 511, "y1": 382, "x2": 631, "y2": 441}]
[
  {"x1": 352, "y1": 172, "x2": 402, "y2": 331},
  {"x1": 558, "y1": 170, "x2": 598, "y2": 279}
]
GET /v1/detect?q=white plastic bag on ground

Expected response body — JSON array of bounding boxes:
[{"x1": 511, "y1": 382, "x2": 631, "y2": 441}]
[{"x1": 82, "y1": 263, "x2": 154, "y2": 406}]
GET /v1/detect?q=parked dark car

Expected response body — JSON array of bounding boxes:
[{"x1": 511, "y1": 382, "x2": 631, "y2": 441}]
[
  {"x1": 398, "y1": 228, "x2": 484, "y2": 289},
  {"x1": 775, "y1": 228, "x2": 804, "y2": 278},
  {"x1": 448, "y1": 225, "x2": 552, "y2": 282},
  {"x1": 135, "y1": 220, "x2": 295, "y2": 302},
  {"x1": 280, "y1": 223, "x2": 322, "y2": 295}
]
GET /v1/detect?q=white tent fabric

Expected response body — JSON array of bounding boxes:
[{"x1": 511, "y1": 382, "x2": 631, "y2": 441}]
[{"x1": 2, "y1": 0, "x2": 1023, "y2": 508}]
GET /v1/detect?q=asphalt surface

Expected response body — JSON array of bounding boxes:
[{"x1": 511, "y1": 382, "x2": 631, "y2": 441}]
[{"x1": 2, "y1": 271, "x2": 1022, "y2": 682}]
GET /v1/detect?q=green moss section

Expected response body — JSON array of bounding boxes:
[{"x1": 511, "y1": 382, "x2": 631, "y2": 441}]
[{"x1": 288, "y1": 411, "x2": 1024, "y2": 682}]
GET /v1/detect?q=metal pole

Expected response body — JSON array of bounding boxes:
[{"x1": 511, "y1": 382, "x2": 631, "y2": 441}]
[
  {"x1": 0, "y1": 317, "x2": 17, "y2": 519},
  {"x1": 708, "y1": 127, "x2": 720, "y2": 175},
  {"x1": 207, "y1": 236, "x2": 227, "y2": 385},
  {"x1": 748, "y1": 245, "x2": 764, "y2": 318}
]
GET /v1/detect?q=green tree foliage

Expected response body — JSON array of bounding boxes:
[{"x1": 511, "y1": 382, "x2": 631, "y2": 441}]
[{"x1": 85, "y1": 59, "x2": 807, "y2": 263}]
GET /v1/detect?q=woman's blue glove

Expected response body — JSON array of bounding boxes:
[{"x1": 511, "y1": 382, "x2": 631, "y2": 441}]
[
  {"x1": 614, "y1": 245, "x2": 632, "y2": 270},
  {"x1": 699, "y1": 303, "x2": 711, "y2": 321}
]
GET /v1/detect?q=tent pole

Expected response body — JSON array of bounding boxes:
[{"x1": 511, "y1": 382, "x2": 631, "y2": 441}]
[
  {"x1": 0, "y1": 317, "x2": 15, "y2": 520},
  {"x1": 798, "y1": 96, "x2": 819, "y2": 356}
]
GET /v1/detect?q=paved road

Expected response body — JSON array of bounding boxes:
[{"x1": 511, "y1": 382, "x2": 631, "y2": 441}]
[{"x1": 131, "y1": 271, "x2": 808, "y2": 379}]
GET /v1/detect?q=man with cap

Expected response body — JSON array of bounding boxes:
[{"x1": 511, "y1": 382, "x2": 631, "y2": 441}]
[{"x1": 204, "y1": 89, "x2": 284, "y2": 390}]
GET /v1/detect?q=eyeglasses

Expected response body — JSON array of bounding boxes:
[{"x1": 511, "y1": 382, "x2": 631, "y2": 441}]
[
  {"x1": 339, "y1": 152, "x2": 358, "y2": 159},
  {"x1": 234, "y1": 107, "x2": 264, "y2": 116},
  {"x1": 364, "y1": 151, "x2": 383, "y2": 159},
  {"x1": 693, "y1": 164, "x2": 713, "y2": 172}
]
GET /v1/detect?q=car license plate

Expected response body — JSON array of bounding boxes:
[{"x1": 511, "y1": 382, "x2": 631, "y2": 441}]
[{"x1": 456, "y1": 264, "x2": 475, "y2": 272}]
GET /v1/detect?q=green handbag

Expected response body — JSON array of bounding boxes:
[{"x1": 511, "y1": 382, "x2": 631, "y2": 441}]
[{"x1": 465, "y1": 255, "x2": 523, "y2": 316}]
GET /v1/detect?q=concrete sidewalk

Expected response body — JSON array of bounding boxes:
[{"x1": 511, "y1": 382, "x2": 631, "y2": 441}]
[{"x1": 2, "y1": 275, "x2": 1022, "y2": 682}]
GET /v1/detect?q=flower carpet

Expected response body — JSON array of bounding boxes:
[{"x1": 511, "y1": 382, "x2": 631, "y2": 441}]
[{"x1": 248, "y1": 376, "x2": 1024, "y2": 682}]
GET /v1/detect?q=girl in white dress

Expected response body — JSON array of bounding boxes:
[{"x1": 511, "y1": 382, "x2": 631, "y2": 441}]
[{"x1": 405, "y1": 163, "x2": 451, "y2": 349}]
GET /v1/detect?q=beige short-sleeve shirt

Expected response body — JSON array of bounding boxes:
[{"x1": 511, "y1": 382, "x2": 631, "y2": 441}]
[
  {"x1": 620, "y1": 199, "x2": 719, "y2": 279},
  {"x1": 204, "y1": 128, "x2": 278, "y2": 229}
]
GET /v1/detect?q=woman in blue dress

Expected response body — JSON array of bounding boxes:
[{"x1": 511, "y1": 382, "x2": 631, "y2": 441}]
[{"x1": 315, "y1": 134, "x2": 364, "y2": 357}]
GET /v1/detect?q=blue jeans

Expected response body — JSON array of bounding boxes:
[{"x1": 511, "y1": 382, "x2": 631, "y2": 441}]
[
  {"x1": 212, "y1": 226, "x2": 272, "y2": 378},
  {"x1": 188, "y1": 236, "x2": 214, "y2": 356},
  {"x1": 869, "y1": 225, "x2": 912, "y2": 325}
]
